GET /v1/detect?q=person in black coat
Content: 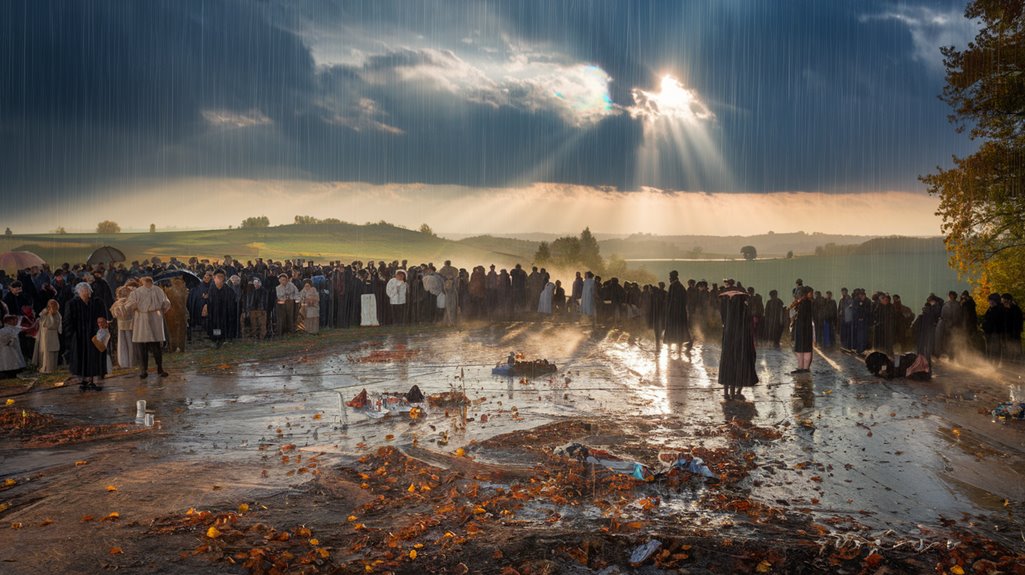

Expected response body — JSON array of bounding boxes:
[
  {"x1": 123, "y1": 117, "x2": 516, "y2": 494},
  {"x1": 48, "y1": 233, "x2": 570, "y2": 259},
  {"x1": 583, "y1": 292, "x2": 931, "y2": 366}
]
[
  {"x1": 63, "y1": 282, "x2": 110, "y2": 389},
  {"x1": 982, "y1": 293, "x2": 1005, "y2": 360},
  {"x1": 664, "y1": 271, "x2": 692, "y2": 354},
  {"x1": 719, "y1": 289, "x2": 758, "y2": 398},
  {"x1": 913, "y1": 294, "x2": 943, "y2": 365},
  {"x1": 792, "y1": 286, "x2": 815, "y2": 374},
  {"x1": 648, "y1": 282, "x2": 668, "y2": 351},
  {"x1": 205, "y1": 271, "x2": 237, "y2": 348}
]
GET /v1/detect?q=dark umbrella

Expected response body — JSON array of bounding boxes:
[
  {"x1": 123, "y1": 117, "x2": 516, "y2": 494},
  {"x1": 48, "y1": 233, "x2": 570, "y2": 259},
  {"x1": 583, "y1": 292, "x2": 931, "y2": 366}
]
[
  {"x1": 87, "y1": 246, "x2": 126, "y2": 266},
  {"x1": 153, "y1": 269, "x2": 202, "y2": 288}
]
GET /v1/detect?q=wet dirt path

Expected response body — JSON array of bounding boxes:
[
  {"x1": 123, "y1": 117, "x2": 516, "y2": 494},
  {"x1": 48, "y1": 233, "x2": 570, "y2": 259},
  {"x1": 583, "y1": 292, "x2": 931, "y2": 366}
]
[{"x1": 1, "y1": 322, "x2": 1023, "y2": 573}]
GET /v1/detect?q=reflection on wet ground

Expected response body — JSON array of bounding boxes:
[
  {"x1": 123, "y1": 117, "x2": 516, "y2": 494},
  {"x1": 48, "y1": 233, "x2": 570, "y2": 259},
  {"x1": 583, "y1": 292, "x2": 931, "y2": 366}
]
[{"x1": 3, "y1": 322, "x2": 1025, "y2": 568}]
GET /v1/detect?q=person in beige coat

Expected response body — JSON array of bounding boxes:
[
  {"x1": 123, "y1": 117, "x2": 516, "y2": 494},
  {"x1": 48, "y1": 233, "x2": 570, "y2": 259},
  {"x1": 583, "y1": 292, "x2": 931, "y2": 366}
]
[
  {"x1": 299, "y1": 280, "x2": 320, "y2": 334},
  {"x1": 32, "y1": 299, "x2": 62, "y2": 374},
  {"x1": 125, "y1": 277, "x2": 171, "y2": 379},
  {"x1": 110, "y1": 285, "x2": 139, "y2": 370}
]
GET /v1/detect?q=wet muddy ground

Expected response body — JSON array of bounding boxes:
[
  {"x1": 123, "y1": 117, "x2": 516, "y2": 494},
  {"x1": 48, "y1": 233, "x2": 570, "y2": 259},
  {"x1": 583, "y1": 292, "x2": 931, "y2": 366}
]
[{"x1": 1, "y1": 322, "x2": 1024, "y2": 574}]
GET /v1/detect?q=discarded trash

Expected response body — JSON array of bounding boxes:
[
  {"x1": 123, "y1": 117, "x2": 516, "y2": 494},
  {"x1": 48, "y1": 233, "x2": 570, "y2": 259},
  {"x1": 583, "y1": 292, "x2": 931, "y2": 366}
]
[
  {"x1": 555, "y1": 443, "x2": 719, "y2": 483},
  {"x1": 629, "y1": 540, "x2": 662, "y2": 564},
  {"x1": 345, "y1": 387, "x2": 427, "y2": 420},
  {"x1": 135, "y1": 400, "x2": 147, "y2": 424},
  {"x1": 144, "y1": 413, "x2": 154, "y2": 427},
  {"x1": 991, "y1": 402, "x2": 1025, "y2": 421},
  {"x1": 492, "y1": 353, "x2": 557, "y2": 377}
]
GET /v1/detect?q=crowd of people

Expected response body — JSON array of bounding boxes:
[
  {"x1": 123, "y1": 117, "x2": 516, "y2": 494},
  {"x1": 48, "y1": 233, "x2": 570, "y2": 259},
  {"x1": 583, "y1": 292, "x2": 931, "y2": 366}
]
[{"x1": 0, "y1": 255, "x2": 1022, "y2": 392}]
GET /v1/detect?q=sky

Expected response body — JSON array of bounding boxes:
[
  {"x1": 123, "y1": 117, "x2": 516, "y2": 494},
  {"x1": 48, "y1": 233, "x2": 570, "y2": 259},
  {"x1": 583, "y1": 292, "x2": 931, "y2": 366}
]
[{"x1": 0, "y1": 0, "x2": 978, "y2": 235}]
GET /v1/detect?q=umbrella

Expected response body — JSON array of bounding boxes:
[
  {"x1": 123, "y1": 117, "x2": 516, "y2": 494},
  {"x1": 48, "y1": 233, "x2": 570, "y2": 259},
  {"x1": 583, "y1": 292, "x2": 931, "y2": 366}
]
[
  {"x1": 153, "y1": 269, "x2": 202, "y2": 288},
  {"x1": 87, "y1": 246, "x2": 126, "y2": 266},
  {"x1": 0, "y1": 251, "x2": 46, "y2": 273}
]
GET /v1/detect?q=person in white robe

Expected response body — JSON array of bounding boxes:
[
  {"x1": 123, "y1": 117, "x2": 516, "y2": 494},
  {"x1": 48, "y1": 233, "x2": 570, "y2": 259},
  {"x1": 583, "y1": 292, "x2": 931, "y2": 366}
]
[
  {"x1": 0, "y1": 316, "x2": 26, "y2": 378},
  {"x1": 32, "y1": 300, "x2": 62, "y2": 374},
  {"x1": 580, "y1": 272, "x2": 596, "y2": 318},
  {"x1": 299, "y1": 280, "x2": 321, "y2": 334},
  {"x1": 538, "y1": 282, "x2": 554, "y2": 315}
]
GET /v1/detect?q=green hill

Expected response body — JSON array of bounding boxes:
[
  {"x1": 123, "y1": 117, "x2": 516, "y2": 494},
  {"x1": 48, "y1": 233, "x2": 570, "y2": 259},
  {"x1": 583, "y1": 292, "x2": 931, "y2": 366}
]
[{"x1": 0, "y1": 223, "x2": 524, "y2": 268}]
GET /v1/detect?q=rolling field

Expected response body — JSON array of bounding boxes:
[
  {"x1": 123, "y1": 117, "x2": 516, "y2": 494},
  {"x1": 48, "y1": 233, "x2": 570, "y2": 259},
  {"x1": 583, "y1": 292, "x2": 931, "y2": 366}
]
[{"x1": 628, "y1": 252, "x2": 968, "y2": 307}]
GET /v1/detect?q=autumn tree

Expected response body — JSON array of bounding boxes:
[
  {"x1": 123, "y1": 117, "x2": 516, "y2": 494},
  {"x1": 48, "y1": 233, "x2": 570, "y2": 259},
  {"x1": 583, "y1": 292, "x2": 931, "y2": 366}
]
[
  {"x1": 96, "y1": 220, "x2": 121, "y2": 234},
  {"x1": 921, "y1": 0, "x2": 1025, "y2": 304}
]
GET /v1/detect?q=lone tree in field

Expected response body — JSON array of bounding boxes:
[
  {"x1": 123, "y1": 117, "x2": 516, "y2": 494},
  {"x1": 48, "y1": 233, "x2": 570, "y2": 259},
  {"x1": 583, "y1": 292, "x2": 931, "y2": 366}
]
[
  {"x1": 786, "y1": 250, "x2": 794, "y2": 259},
  {"x1": 241, "y1": 216, "x2": 270, "y2": 228},
  {"x1": 96, "y1": 220, "x2": 121, "y2": 234},
  {"x1": 921, "y1": 0, "x2": 1025, "y2": 302},
  {"x1": 54, "y1": 227, "x2": 67, "y2": 235},
  {"x1": 740, "y1": 245, "x2": 758, "y2": 261},
  {"x1": 419, "y1": 223, "x2": 437, "y2": 238},
  {"x1": 534, "y1": 241, "x2": 552, "y2": 266},
  {"x1": 149, "y1": 223, "x2": 156, "y2": 233},
  {"x1": 4, "y1": 227, "x2": 11, "y2": 236}
]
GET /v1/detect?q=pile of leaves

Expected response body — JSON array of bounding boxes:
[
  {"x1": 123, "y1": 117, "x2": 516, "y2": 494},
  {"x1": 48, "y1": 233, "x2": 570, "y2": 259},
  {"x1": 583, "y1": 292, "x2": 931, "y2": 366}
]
[
  {"x1": 22, "y1": 422, "x2": 150, "y2": 448},
  {"x1": 346, "y1": 346, "x2": 420, "y2": 364},
  {"x1": 0, "y1": 405, "x2": 60, "y2": 438}
]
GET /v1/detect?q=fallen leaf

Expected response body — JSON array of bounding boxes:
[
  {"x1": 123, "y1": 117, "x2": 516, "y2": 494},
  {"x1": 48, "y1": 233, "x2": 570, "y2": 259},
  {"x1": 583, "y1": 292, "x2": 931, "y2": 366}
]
[
  {"x1": 951, "y1": 567, "x2": 965, "y2": 575},
  {"x1": 206, "y1": 526, "x2": 221, "y2": 539},
  {"x1": 75, "y1": 460, "x2": 88, "y2": 466},
  {"x1": 106, "y1": 485, "x2": 118, "y2": 492},
  {"x1": 409, "y1": 549, "x2": 417, "y2": 560},
  {"x1": 3, "y1": 479, "x2": 15, "y2": 487},
  {"x1": 102, "y1": 512, "x2": 120, "y2": 521},
  {"x1": 10, "y1": 522, "x2": 23, "y2": 529},
  {"x1": 756, "y1": 560, "x2": 772, "y2": 573},
  {"x1": 310, "y1": 538, "x2": 320, "y2": 546},
  {"x1": 455, "y1": 447, "x2": 466, "y2": 457},
  {"x1": 109, "y1": 547, "x2": 124, "y2": 555},
  {"x1": 238, "y1": 503, "x2": 250, "y2": 513},
  {"x1": 408, "y1": 483, "x2": 416, "y2": 493},
  {"x1": 5, "y1": 399, "x2": 14, "y2": 406}
]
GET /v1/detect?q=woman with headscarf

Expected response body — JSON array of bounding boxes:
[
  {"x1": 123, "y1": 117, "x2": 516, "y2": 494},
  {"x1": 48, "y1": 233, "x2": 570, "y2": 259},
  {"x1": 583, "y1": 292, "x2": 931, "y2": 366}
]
[
  {"x1": 719, "y1": 288, "x2": 758, "y2": 399},
  {"x1": 33, "y1": 299, "x2": 62, "y2": 374},
  {"x1": 64, "y1": 282, "x2": 109, "y2": 389},
  {"x1": 791, "y1": 286, "x2": 815, "y2": 375},
  {"x1": 299, "y1": 279, "x2": 321, "y2": 334},
  {"x1": 110, "y1": 285, "x2": 139, "y2": 370}
]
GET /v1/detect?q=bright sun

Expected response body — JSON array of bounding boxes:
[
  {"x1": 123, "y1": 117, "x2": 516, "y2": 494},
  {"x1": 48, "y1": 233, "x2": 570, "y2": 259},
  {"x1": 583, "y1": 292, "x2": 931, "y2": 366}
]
[{"x1": 629, "y1": 74, "x2": 714, "y2": 124}]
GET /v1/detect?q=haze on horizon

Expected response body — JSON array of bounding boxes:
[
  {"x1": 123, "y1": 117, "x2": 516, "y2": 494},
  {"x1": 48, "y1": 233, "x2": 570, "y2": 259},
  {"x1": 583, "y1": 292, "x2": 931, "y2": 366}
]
[{"x1": 0, "y1": 1, "x2": 977, "y2": 236}]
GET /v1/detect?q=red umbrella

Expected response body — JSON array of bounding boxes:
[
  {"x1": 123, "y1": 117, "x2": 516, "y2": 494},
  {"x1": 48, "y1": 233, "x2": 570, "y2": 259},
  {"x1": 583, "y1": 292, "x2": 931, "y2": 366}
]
[{"x1": 0, "y1": 251, "x2": 46, "y2": 273}]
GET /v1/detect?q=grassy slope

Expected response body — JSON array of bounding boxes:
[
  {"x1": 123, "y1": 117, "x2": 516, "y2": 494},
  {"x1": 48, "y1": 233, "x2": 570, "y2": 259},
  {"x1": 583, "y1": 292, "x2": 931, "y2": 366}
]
[{"x1": 0, "y1": 224, "x2": 520, "y2": 268}]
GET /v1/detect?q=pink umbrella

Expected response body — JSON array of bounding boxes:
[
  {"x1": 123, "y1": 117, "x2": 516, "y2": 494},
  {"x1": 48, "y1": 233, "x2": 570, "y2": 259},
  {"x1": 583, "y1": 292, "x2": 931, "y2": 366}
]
[{"x1": 0, "y1": 251, "x2": 46, "y2": 273}]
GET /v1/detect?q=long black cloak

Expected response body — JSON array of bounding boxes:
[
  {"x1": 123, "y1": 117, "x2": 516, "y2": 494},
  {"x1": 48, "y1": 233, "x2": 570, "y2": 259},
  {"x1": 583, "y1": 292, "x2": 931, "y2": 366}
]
[
  {"x1": 206, "y1": 284, "x2": 238, "y2": 338},
  {"x1": 719, "y1": 293, "x2": 758, "y2": 387},
  {"x1": 793, "y1": 299, "x2": 815, "y2": 353},
  {"x1": 63, "y1": 296, "x2": 109, "y2": 377},
  {"x1": 664, "y1": 280, "x2": 691, "y2": 345}
]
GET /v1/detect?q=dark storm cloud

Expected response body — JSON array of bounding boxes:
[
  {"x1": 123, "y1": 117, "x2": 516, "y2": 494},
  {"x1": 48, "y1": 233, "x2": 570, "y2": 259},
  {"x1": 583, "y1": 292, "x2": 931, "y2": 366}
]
[{"x1": 0, "y1": 0, "x2": 975, "y2": 217}]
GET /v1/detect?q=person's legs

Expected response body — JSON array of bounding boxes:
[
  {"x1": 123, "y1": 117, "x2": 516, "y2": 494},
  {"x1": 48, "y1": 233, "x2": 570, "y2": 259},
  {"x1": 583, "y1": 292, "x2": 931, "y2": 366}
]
[
  {"x1": 152, "y1": 343, "x2": 166, "y2": 375},
  {"x1": 137, "y1": 343, "x2": 149, "y2": 377}
]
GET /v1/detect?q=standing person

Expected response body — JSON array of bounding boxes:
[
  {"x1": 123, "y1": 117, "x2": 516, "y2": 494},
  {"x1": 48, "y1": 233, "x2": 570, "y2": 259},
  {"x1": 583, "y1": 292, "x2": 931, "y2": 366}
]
[
  {"x1": 64, "y1": 282, "x2": 109, "y2": 390},
  {"x1": 125, "y1": 276, "x2": 171, "y2": 379},
  {"x1": 764, "y1": 290, "x2": 787, "y2": 349},
  {"x1": 537, "y1": 281, "x2": 554, "y2": 316},
  {"x1": 386, "y1": 270, "x2": 408, "y2": 325},
  {"x1": 243, "y1": 278, "x2": 272, "y2": 339},
  {"x1": 981, "y1": 294, "x2": 1005, "y2": 360},
  {"x1": 275, "y1": 274, "x2": 299, "y2": 335},
  {"x1": 205, "y1": 271, "x2": 237, "y2": 348},
  {"x1": 553, "y1": 280, "x2": 566, "y2": 315},
  {"x1": 838, "y1": 288, "x2": 853, "y2": 349},
  {"x1": 913, "y1": 295, "x2": 943, "y2": 366},
  {"x1": 109, "y1": 286, "x2": 139, "y2": 370},
  {"x1": 299, "y1": 280, "x2": 321, "y2": 334},
  {"x1": 32, "y1": 299, "x2": 62, "y2": 374},
  {"x1": 580, "y1": 272, "x2": 596, "y2": 324},
  {"x1": 960, "y1": 291, "x2": 979, "y2": 349},
  {"x1": 162, "y1": 277, "x2": 189, "y2": 352},
  {"x1": 820, "y1": 291, "x2": 837, "y2": 349},
  {"x1": 664, "y1": 271, "x2": 693, "y2": 354},
  {"x1": 851, "y1": 290, "x2": 872, "y2": 355},
  {"x1": 510, "y1": 264, "x2": 527, "y2": 312},
  {"x1": 648, "y1": 282, "x2": 668, "y2": 351},
  {"x1": 791, "y1": 286, "x2": 815, "y2": 374},
  {"x1": 0, "y1": 315, "x2": 26, "y2": 378},
  {"x1": 719, "y1": 288, "x2": 758, "y2": 398},
  {"x1": 187, "y1": 271, "x2": 212, "y2": 341},
  {"x1": 1003, "y1": 293, "x2": 1023, "y2": 360},
  {"x1": 892, "y1": 295, "x2": 914, "y2": 352},
  {"x1": 873, "y1": 294, "x2": 897, "y2": 356},
  {"x1": 936, "y1": 291, "x2": 962, "y2": 360},
  {"x1": 747, "y1": 287, "x2": 764, "y2": 341},
  {"x1": 570, "y1": 272, "x2": 583, "y2": 314}
]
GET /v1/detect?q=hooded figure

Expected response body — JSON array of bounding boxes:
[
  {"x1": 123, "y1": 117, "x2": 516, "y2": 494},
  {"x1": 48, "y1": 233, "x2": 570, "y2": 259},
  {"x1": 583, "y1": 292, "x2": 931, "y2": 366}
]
[{"x1": 719, "y1": 290, "x2": 758, "y2": 397}]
